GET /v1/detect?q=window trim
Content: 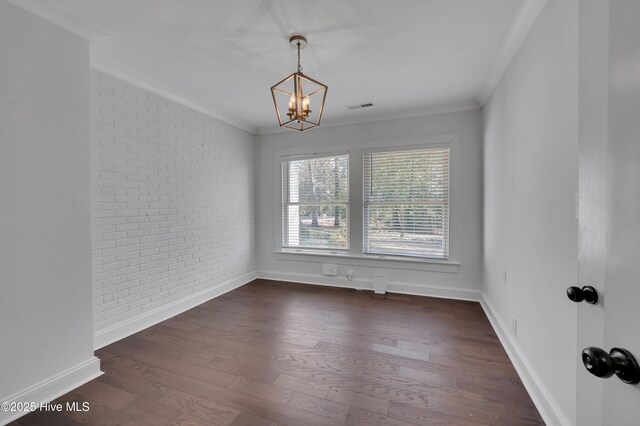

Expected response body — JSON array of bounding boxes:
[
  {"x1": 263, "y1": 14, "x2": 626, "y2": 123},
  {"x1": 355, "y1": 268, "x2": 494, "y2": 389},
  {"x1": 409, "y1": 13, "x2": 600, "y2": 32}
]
[
  {"x1": 274, "y1": 250, "x2": 460, "y2": 273},
  {"x1": 274, "y1": 133, "x2": 460, "y2": 270},
  {"x1": 362, "y1": 143, "x2": 452, "y2": 260},
  {"x1": 280, "y1": 151, "x2": 351, "y2": 252}
]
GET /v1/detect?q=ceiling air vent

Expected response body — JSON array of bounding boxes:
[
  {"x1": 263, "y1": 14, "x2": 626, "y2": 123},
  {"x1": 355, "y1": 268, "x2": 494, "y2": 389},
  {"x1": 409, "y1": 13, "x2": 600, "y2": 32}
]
[{"x1": 346, "y1": 102, "x2": 374, "y2": 110}]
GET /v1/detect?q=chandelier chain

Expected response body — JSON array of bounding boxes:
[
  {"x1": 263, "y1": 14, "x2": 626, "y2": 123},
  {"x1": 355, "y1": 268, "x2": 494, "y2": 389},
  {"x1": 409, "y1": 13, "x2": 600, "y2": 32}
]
[{"x1": 297, "y1": 42, "x2": 302, "y2": 73}]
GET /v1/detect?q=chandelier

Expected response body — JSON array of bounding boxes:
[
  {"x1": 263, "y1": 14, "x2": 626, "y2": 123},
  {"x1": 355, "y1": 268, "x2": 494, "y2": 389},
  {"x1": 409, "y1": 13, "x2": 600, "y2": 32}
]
[{"x1": 271, "y1": 35, "x2": 328, "y2": 132}]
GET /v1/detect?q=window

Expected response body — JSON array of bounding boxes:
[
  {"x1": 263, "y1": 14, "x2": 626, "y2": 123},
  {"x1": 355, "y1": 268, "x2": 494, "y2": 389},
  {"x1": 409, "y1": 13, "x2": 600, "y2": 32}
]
[
  {"x1": 281, "y1": 153, "x2": 349, "y2": 250},
  {"x1": 363, "y1": 147, "x2": 450, "y2": 259}
]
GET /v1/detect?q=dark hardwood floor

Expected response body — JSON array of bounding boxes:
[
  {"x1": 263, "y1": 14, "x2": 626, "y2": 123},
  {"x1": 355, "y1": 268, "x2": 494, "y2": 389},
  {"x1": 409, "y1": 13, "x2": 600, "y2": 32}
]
[{"x1": 13, "y1": 280, "x2": 544, "y2": 425}]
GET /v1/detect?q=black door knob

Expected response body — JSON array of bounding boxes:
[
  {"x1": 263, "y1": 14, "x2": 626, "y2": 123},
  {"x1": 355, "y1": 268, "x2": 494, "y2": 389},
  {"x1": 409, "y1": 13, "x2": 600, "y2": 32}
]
[
  {"x1": 582, "y1": 347, "x2": 640, "y2": 384},
  {"x1": 567, "y1": 286, "x2": 598, "y2": 304}
]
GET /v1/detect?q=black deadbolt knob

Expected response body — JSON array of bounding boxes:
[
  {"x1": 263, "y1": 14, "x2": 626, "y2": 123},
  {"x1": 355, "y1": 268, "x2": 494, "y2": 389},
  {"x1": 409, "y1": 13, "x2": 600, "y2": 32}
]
[
  {"x1": 567, "y1": 286, "x2": 584, "y2": 302},
  {"x1": 567, "y1": 286, "x2": 598, "y2": 304},
  {"x1": 581, "y1": 286, "x2": 598, "y2": 304},
  {"x1": 582, "y1": 347, "x2": 614, "y2": 378},
  {"x1": 582, "y1": 347, "x2": 640, "y2": 384},
  {"x1": 610, "y1": 348, "x2": 640, "y2": 384}
]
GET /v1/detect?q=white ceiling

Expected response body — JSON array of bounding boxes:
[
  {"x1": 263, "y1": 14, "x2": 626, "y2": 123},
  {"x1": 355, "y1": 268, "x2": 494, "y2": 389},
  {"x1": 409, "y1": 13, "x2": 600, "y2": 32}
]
[{"x1": 13, "y1": 0, "x2": 529, "y2": 133}]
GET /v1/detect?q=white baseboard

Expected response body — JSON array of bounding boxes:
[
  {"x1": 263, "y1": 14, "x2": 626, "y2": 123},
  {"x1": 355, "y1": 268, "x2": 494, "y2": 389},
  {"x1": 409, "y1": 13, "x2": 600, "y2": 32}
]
[
  {"x1": 94, "y1": 271, "x2": 257, "y2": 350},
  {"x1": 479, "y1": 293, "x2": 571, "y2": 426},
  {"x1": 386, "y1": 280, "x2": 481, "y2": 301},
  {"x1": 1, "y1": 357, "x2": 102, "y2": 425},
  {"x1": 257, "y1": 270, "x2": 481, "y2": 302}
]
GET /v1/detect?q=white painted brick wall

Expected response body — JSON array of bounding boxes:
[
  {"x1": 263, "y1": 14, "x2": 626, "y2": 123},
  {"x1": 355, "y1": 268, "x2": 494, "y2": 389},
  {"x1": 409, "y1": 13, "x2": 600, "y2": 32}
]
[{"x1": 90, "y1": 71, "x2": 256, "y2": 333}]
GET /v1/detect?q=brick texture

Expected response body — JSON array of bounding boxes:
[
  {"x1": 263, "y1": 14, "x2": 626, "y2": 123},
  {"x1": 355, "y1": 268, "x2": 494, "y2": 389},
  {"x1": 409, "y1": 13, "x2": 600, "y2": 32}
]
[{"x1": 90, "y1": 71, "x2": 256, "y2": 333}]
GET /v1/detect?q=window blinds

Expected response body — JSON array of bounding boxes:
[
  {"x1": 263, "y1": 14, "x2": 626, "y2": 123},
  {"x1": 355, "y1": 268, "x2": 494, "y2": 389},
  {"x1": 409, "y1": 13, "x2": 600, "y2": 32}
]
[
  {"x1": 363, "y1": 147, "x2": 450, "y2": 259},
  {"x1": 282, "y1": 154, "x2": 349, "y2": 250}
]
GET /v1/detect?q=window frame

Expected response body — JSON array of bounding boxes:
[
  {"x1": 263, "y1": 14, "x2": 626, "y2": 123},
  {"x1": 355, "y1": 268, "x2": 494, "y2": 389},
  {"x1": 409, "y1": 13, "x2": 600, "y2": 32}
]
[
  {"x1": 362, "y1": 145, "x2": 451, "y2": 260},
  {"x1": 274, "y1": 133, "x2": 460, "y2": 272},
  {"x1": 280, "y1": 151, "x2": 351, "y2": 252}
]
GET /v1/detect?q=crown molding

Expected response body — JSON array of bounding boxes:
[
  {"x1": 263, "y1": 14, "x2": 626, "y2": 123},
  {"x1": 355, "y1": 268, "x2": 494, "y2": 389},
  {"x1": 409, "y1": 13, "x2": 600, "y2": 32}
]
[
  {"x1": 5, "y1": 0, "x2": 112, "y2": 41},
  {"x1": 256, "y1": 100, "x2": 481, "y2": 135},
  {"x1": 91, "y1": 53, "x2": 256, "y2": 134},
  {"x1": 476, "y1": 0, "x2": 548, "y2": 106}
]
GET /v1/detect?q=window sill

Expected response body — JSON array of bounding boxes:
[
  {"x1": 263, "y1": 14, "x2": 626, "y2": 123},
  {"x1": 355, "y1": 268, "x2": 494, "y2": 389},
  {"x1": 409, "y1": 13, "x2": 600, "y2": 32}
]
[{"x1": 274, "y1": 250, "x2": 460, "y2": 274}]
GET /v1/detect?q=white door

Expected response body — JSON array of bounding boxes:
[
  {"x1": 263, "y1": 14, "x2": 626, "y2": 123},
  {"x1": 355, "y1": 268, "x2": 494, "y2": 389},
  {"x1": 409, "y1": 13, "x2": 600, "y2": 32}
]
[{"x1": 577, "y1": 0, "x2": 640, "y2": 424}]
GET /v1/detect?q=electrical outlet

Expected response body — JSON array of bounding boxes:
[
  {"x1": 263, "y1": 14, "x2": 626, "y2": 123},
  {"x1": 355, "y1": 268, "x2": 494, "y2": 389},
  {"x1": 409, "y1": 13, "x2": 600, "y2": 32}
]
[
  {"x1": 502, "y1": 270, "x2": 508, "y2": 284},
  {"x1": 511, "y1": 316, "x2": 518, "y2": 336},
  {"x1": 345, "y1": 269, "x2": 354, "y2": 281},
  {"x1": 322, "y1": 263, "x2": 338, "y2": 276}
]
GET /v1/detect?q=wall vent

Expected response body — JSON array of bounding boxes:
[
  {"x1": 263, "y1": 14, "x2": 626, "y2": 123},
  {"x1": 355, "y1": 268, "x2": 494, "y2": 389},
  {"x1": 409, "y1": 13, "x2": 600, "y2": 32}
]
[{"x1": 346, "y1": 102, "x2": 374, "y2": 110}]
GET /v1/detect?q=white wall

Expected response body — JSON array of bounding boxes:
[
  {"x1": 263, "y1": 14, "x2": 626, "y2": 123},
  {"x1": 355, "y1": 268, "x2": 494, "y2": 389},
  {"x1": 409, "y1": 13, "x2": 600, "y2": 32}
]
[
  {"x1": 0, "y1": 1, "x2": 100, "y2": 423},
  {"x1": 90, "y1": 71, "x2": 256, "y2": 347},
  {"x1": 256, "y1": 110, "x2": 483, "y2": 297},
  {"x1": 482, "y1": 0, "x2": 579, "y2": 424}
]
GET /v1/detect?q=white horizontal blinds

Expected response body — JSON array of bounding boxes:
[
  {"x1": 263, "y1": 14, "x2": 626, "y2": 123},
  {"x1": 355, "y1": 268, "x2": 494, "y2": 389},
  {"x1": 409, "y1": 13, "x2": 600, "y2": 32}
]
[
  {"x1": 282, "y1": 153, "x2": 349, "y2": 250},
  {"x1": 363, "y1": 147, "x2": 450, "y2": 259}
]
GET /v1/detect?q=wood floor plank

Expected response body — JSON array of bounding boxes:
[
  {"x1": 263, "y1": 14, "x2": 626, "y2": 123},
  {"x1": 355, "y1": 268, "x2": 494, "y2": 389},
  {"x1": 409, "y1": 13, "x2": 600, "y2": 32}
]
[
  {"x1": 229, "y1": 412, "x2": 281, "y2": 426},
  {"x1": 226, "y1": 376, "x2": 294, "y2": 404},
  {"x1": 120, "y1": 396, "x2": 182, "y2": 426},
  {"x1": 428, "y1": 394, "x2": 543, "y2": 425},
  {"x1": 455, "y1": 376, "x2": 533, "y2": 403},
  {"x1": 326, "y1": 387, "x2": 389, "y2": 415},
  {"x1": 286, "y1": 392, "x2": 350, "y2": 422},
  {"x1": 387, "y1": 400, "x2": 484, "y2": 426},
  {"x1": 169, "y1": 413, "x2": 215, "y2": 426},
  {"x1": 158, "y1": 388, "x2": 241, "y2": 425},
  {"x1": 72, "y1": 379, "x2": 136, "y2": 410},
  {"x1": 273, "y1": 368, "x2": 432, "y2": 410},
  {"x1": 14, "y1": 410, "x2": 85, "y2": 426},
  {"x1": 99, "y1": 363, "x2": 166, "y2": 402},
  {"x1": 370, "y1": 343, "x2": 431, "y2": 361},
  {"x1": 272, "y1": 374, "x2": 332, "y2": 399},
  {"x1": 357, "y1": 370, "x2": 484, "y2": 404},
  {"x1": 429, "y1": 353, "x2": 520, "y2": 377},
  {"x1": 345, "y1": 406, "x2": 416, "y2": 426},
  {"x1": 15, "y1": 279, "x2": 543, "y2": 426},
  {"x1": 396, "y1": 338, "x2": 463, "y2": 359},
  {"x1": 207, "y1": 356, "x2": 281, "y2": 384},
  {"x1": 398, "y1": 365, "x2": 456, "y2": 388}
]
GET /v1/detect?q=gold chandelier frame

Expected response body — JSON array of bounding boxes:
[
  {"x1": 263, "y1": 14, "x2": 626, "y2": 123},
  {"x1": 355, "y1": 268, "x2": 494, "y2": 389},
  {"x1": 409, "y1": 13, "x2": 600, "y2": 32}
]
[{"x1": 270, "y1": 35, "x2": 328, "y2": 132}]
